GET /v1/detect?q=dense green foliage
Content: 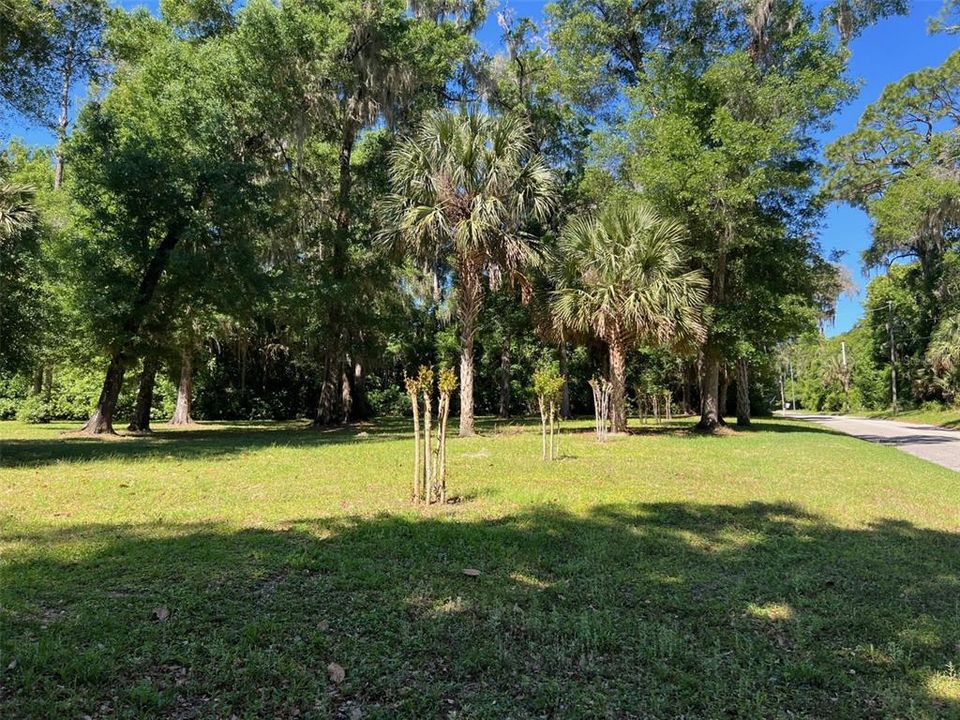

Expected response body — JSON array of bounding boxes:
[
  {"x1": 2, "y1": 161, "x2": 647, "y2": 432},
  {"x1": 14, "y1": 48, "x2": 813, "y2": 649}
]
[
  {"x1": 790, "y1": 42, "x2": 960, "y2": 416},
  {"x1": 1, "y1": 0, "x2": 955, "y2": 431}
]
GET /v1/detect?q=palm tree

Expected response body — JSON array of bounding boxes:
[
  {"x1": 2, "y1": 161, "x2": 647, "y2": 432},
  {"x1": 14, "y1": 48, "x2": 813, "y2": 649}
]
[
  {"x1": 927, "y1": 314, "x2": 960, "y2": 402},
  {"x1": 382, "y1": 110, "x2": 557, "y2": 436},
  {"x1": 0, "y1": 183, "x2": 36, "y2": 242},
  {"x1": 552, "y1": 201, "x2": 708, "y2": 433}
]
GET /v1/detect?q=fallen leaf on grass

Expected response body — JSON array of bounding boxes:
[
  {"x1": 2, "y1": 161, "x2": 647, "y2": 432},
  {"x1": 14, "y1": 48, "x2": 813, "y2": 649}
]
[
  {"x1": 151, "y1": 607, "x2": 170, "y2": 622},
  {"x1": 327, "y1": 662, "x2": 345, "y2": 684},
  {"x1": 462, "y1": 568, "x2": 481, "y2": 577}
]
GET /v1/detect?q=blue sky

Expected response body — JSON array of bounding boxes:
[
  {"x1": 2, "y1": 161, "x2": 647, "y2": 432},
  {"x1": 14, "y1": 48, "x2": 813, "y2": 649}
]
[{"x1": 4, "y1": 1, "x2": 955, "y2": 335}]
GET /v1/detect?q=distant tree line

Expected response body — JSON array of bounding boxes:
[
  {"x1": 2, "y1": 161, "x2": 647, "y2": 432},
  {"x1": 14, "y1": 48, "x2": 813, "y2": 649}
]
[{"x1": 4, "y1": 0, "x2": 951, "y2": 433}]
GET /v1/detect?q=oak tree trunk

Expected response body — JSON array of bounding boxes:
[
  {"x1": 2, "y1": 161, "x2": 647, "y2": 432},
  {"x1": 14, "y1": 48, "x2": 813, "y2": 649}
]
[
  {"x1": 718, "y1": 369, "x2": 730, "y2": 419},
  {"x1": 81, "y1": 219, "x2": 187, "y2": 434},
  {"x1": 82, "y1": 353, "x2": 126, "y2": 434},
  {"x1": 351, "y1": 360, "x2": 372, "y2": 420},
  {"x1": 736, "y1": 357, "x2": 751, "y2": 427},
  {"x1": 169, "y1": 351, "x2": 193, "y2": 425},
  {"x1": 340, "y1": 366, "x2": 352, "y2": 423},
  {"x1": 697, "y1": 240, "x2": 728, "y2": 432},
  {"x1": 698, "y1": 350, "x2": 722, "y2": 431},
  {"x1": 128, "y1": 358, "x2": 159, "y2": 432},
  {"x1": 42, "y1": 365, "x2": 53, "y2": 401}
]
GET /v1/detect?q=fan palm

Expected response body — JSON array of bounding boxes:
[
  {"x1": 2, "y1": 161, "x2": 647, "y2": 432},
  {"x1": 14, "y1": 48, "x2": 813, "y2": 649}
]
[
  {"x1": 0, "y1": 183, "x2": 36, "y2": 242},
  {"x1": 382, "y1": 110, "x2": 557, "y2": 435},
  {"x1": 927, "y1": 314, "x2": 960, "y2": 402},
  {"x1": 552, "y1": 201, "x2": 708, "y2": 433}
]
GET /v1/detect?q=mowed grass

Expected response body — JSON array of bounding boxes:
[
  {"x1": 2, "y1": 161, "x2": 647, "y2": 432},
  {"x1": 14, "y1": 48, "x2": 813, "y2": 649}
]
[
  {"x1": 1, "y1": 416, "x2": 958, "y2": 719},
  {"x1": 865, "y1": 406, "x2": 960, "y2": 430}
]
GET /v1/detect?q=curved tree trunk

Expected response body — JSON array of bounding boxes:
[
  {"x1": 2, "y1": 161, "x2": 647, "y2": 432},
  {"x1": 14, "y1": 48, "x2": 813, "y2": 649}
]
[
  {"x1": 128, "y1": 358, "x2": 159, "y2": 432},
  {"x1": 82, "y1": 353, "x2": 126, "y2": 435},
  {"x1": 608, "y1": 337, "x2": 628, "y2": 433},
  {"x1": 81, "y1": 219, "x2": 187, "y2": 434},
  {"x1": 169, "y1": 351, "x2": 194, "y2": 425},
  {"x1": 697, "y1": 349, "x2": 721, "y2": 431},
  {"x1": 457, "y1": 260, "x2": 483, "y2": 437},
  {"x1": 736, "y1": 357, "x2": 751, "y2": 427}
]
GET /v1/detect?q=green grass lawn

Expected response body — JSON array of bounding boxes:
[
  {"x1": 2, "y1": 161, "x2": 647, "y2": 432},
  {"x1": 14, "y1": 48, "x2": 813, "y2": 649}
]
[
  {"x1": 1, "y1": 416, "x2": 959, "y2": 719},
  {"x1": 865, "y1": 406, "x2": 960, "y2": 429}
]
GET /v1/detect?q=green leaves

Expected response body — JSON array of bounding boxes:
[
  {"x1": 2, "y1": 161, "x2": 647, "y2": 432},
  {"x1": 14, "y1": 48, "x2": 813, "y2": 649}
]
[
  {"x1": 382, "y1": 109, "x2": 558, "y2": 274},
  {"x1": 827, "y1": 50, "x2": 960, "y2": 279},
  {"x1": 551, "y1": 199, "x2": 707, "y2": 350}
]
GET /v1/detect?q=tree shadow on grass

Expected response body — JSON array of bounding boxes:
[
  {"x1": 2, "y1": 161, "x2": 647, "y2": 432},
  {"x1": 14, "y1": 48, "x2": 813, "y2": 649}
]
[
  {"x1": 623, "y1": 417, "x2": 841, "y2": 438},
  {"x1": 0, "y1": 417, "x2": 842, "y2": 469},
  {"x1": 0, "y1": 418, "x2": 413, "y2": 469},
  {"x1": 2, "y1": 502, "x2": 958, "y2": 719}
]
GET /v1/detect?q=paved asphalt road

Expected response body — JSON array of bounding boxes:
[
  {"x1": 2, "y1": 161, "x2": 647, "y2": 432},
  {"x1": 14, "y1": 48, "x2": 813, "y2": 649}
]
[{"x1": 789, "y1": 413, "x2": 960, "y2": 472}]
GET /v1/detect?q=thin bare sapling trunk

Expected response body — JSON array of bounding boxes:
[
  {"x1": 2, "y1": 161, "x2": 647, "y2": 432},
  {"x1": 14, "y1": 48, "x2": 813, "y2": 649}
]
[
  {"x1": 534, "y1": 365, "x2": 563, "y2": 460},
  {"x1": 589, "y1": 378, "x2": 611, "y2": 442},
  {"x1": 548, "y1": 399, "x2": 558, "y2": 460},
  {"x1": 406, "y1": 377, "x2": 422, "y2": 503},
  {"x1": 435, "y1": 368, "x2": 457, "y2": 504},
  {"x1": 539, "y1": 394, "x2": 548, "y2": 460},
  {"x1": 419, "y1": 366, "x2": 434, "y2": 503}
]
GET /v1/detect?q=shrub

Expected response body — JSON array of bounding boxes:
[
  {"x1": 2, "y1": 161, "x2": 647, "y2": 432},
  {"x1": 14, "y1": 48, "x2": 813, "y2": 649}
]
[
  {"x1": 0, "y1": 397, "x2": 20, "y2": 419},
  {"x1": 368, "y1": 384, "x2": 408, "y2": 416},
  {"x1": 16, "y1": 395, "x2": 53, "y2": 423}
]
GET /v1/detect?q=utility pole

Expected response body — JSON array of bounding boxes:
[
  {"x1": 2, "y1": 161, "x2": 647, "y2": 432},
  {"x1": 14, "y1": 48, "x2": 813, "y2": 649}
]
[
  {"x1": 779, "y1": 367, "x2": 787, "y2": 413},
  {"x1": 788, "y1": 356, "x2": 797, "y2": 410},
  {"x1": 841, "y1": 340, "x2": 850, "y2": 412},
  {"x1": 887, "y1": 300, "x2": 898, "y2": 414}
]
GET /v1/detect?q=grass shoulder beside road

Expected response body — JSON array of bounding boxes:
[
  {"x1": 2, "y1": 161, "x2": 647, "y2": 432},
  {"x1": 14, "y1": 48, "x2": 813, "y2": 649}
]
[{"x1": 865, "y1": 406, "x2": 960, "y2": 430}]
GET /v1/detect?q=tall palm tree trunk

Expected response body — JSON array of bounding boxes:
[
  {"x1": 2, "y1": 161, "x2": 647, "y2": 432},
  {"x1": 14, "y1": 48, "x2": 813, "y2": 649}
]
[
  {"x1": 608, "y1": 336, "x2": 628, "y2": 433},
  {"x1": 457, "y1": 263, "x2": 483, "y2": 437}
]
